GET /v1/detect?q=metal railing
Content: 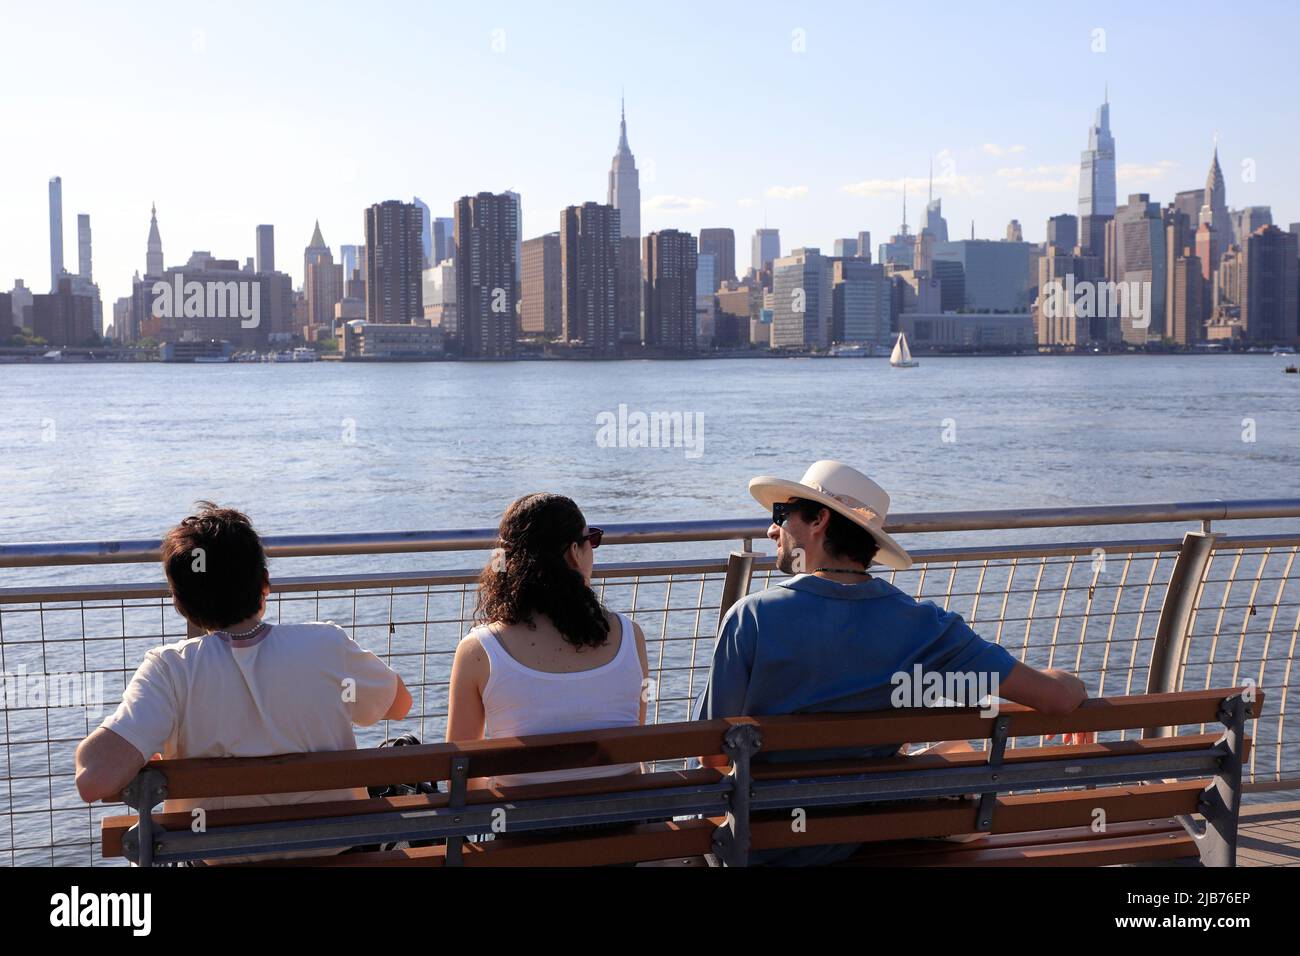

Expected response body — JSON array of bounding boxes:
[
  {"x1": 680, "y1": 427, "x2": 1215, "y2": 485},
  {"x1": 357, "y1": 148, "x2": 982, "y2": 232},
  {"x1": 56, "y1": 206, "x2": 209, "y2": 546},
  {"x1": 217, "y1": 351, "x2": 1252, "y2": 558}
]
[{"x1": 2, "y1": 498, "x2": 1298, "y2": 865}]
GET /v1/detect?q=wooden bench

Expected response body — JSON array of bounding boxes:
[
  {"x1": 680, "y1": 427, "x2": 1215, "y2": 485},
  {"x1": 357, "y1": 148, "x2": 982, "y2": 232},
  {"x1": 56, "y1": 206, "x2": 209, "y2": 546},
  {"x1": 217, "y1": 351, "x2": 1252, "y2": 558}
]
[{"x1": 101, "y1": 687, "x2": 1260, "y2": 867}]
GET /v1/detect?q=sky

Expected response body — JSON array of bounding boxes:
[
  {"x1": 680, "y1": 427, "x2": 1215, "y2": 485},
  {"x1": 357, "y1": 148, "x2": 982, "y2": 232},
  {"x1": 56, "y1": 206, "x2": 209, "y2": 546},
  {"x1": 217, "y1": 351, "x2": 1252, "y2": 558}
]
[{"x1": 2, "y1": 0, "x2": 1298, "y2": 309}]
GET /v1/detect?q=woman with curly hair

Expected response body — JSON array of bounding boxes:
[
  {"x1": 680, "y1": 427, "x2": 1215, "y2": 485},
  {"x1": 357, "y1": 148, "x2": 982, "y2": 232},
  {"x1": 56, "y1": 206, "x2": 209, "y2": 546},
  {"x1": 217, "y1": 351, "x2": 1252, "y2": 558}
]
[{"x1": 446, "y1": 493, "x2": 649, "y2": 788}]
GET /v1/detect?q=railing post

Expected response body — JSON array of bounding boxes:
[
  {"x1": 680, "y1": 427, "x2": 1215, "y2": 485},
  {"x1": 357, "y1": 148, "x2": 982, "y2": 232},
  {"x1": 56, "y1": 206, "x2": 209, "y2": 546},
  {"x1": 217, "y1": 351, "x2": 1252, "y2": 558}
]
[
  {"x1": 1144, "y1": 531, "x2": 1220, "y2": 737},
  {"x1": 717, "y1": 550, "x2": 762, "y2": 631}
]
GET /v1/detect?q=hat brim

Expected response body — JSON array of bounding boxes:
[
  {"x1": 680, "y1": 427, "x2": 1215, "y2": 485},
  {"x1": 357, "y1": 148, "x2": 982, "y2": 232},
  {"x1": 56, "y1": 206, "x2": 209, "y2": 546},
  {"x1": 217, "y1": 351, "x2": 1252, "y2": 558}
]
[{"x1": 749, "y1": 476, "x2": 913, "y2": 571}]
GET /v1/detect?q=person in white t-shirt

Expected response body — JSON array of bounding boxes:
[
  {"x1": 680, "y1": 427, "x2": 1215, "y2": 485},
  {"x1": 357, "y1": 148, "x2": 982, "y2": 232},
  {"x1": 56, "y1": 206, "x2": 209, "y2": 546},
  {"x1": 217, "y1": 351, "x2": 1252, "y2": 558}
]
[
  {"x1": 75, "y1": 502, "x2": 413, "y2": 833},
  {"x1": 447, "y1": 493, "x2": 649, "y2": 791}
]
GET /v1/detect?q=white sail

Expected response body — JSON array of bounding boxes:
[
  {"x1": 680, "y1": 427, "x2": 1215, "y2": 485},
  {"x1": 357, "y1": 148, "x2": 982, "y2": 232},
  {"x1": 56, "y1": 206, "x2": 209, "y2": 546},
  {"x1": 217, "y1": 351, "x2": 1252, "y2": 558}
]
[{"x1": 890, "y1": 332, "x2": 916, "y2": 367}]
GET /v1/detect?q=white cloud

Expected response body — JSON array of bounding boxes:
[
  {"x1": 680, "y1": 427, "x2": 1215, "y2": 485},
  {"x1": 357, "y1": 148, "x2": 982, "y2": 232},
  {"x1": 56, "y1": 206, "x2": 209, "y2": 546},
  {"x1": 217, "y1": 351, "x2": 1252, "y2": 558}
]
[
  {"x1": 1118, "y1": 160, "x2": 1178, "y2": 181},
  {"x1": 997, "y1": 164, "x2": 1078, "y2": 193},
  {"x1": 644, "y1": 194, "x2": 715, "y2": 213},
  {"x1": 764, "y1": 185, "x2": 809, "y2": 200},
  {"x1": 840, "y1": 173, "x2": 981, "y2": 198},
  {"x1": 982, "y1": 143, "x2": 1026, "y2": 157}
]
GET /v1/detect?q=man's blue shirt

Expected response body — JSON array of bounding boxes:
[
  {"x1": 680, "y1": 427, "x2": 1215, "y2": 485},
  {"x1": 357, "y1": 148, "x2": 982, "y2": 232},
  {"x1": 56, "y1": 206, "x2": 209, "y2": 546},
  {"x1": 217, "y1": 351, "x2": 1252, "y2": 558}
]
[{"x1": 698, "y1": 573, "x2": 1019, "y2": 865}]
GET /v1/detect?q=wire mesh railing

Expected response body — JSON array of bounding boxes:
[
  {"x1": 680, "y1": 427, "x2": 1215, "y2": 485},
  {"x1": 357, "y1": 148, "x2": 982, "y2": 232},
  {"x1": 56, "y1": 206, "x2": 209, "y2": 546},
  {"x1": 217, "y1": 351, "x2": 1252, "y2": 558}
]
[{"x1": 2, "y1": 502, "x2": 1299, "y2": 864}]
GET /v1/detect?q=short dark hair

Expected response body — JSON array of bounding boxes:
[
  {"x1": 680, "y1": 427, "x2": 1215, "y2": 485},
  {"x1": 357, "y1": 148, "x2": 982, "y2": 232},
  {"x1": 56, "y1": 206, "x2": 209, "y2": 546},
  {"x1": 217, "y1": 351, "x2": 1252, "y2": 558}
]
[
  {"x1": 791, "y1": 498, "x2": 880, "y2": 567},
  {"x1": 162, "y1": 502, "x2": 267, "y2": 630}
]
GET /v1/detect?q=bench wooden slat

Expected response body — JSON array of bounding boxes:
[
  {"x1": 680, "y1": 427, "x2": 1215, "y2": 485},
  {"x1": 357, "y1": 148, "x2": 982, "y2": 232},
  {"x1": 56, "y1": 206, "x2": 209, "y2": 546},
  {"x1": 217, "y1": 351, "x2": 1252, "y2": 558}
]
[
  {"x1": 217, "y1": 780, "x2": 1208, "y2": 867},
  {"x1": 749, "y1": 732, "x2": 1240, "y2": 779},
  {"x1": 853, "y1": 829, "x2": 1197, "y2": 867},
  {"x1": 841, "y1": 817, "x2": 1186, "y2": 862},
  {"x1": 749, "y1": 780, "x2": 1207, "y2": 850},
  {"x1": 131, "y1": 688, "x2": 1260, "y2": 800},
  {"x1": 224, "y1": 818, "x2": 722, "y2": 868},
  {"x1": 101, "y1": 767, "x2": 726, "y2": 858}
]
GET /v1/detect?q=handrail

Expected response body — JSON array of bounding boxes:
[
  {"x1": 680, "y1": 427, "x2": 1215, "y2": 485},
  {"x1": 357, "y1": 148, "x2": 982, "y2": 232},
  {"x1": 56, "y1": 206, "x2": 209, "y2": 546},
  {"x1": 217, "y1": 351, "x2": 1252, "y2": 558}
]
[{"x1": 4, "y1": 497, "x2": 1300, "y2": 568}]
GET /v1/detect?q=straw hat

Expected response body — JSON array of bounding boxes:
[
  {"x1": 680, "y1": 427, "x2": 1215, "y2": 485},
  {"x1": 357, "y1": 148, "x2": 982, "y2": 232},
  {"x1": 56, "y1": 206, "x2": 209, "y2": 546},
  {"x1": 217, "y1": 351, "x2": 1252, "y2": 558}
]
[{"x1": 748, "y1": 460, "x2": 912, "y2": 570}]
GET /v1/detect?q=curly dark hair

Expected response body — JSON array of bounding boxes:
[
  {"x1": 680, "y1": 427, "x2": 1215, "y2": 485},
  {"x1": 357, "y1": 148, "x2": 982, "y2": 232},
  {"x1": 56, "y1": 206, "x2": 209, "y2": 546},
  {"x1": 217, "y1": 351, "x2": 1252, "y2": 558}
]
[
  {"x1": 791, "y1": 498, "x2": 881, "y2": 567},
  {"x1": 475, "y1": 493, "x2": 610, "y2": 650},
  {"x1": 162, "y1": 501, "x2": 268, "y2": 630}
]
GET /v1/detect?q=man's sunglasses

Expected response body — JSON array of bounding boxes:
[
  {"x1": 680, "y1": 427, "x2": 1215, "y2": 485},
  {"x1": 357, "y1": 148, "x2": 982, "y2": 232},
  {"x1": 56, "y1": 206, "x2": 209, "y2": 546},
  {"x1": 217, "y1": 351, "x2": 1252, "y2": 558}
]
[
  {"x1": 771, "y1": 502, "x2": 800, "y2": 527},
  {"x1": 580, "y1": 528, "x2": 604, "y2": 549}
]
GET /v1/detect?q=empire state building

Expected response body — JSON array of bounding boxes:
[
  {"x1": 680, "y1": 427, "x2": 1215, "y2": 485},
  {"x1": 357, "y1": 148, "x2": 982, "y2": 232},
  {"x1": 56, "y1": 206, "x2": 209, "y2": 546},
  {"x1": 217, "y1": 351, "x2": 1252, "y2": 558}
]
[{"x1": 608, "y1": 98, "x2": 642, "y2": 341}]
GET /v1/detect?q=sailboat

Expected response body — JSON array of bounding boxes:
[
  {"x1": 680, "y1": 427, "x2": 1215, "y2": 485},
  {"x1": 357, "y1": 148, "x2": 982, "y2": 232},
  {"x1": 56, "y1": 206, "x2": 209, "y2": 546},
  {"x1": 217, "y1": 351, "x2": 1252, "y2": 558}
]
[{"x1": 890, "y1": 332, "x2": 919, "y2": 368}]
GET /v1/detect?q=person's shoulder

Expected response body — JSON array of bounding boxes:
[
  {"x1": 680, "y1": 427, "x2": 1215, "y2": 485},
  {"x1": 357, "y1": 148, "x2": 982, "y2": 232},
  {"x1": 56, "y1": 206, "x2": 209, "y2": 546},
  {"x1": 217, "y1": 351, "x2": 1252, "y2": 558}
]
[
  {"x1": 875, "y1": 585, "x2": 968, "y2": 630},
  {"x1": 277, "y1": 620, "x2": 350, "y2": 639},
  {"x1": 146, "y1": 633, "x2": 209, "y2": 666},
  {"x1": 720, "y1": 585, "x2": 800, "y2": 631}
]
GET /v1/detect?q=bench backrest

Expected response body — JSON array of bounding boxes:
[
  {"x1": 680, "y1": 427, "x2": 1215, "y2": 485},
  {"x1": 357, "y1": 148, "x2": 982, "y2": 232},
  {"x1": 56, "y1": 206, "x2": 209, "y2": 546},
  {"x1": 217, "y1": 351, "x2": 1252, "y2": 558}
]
[{"x1": 104, "y1": 687, "x2": 1261, "y2": 867}]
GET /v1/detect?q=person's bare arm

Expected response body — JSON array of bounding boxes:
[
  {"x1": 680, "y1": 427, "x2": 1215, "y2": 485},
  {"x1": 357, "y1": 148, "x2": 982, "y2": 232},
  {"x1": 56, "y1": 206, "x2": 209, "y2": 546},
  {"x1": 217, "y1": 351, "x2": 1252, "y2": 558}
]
[
  {"x1": 75, "y1": 727, "x2": 148, "y2": 804},
  {"x1": 446, "y1": 634, "x2": 491, "y2": 787},
  {"x1": 383, "y1": 674, "x2": 413, "y2": 721},
  {"x1": 632, "y1": 620, "x2": 650, "y2": 726},
  {"x1": 997, "y1": 662, "x2": 1088, "y2": 715}
]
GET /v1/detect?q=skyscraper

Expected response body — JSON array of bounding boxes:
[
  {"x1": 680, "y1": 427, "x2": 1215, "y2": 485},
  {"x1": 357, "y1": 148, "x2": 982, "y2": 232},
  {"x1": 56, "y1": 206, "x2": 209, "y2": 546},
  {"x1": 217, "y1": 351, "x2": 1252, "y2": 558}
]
[
  {"x1": 256, "y1": 225, "x2": 275, "y2": 274},
  {"x1": 924, "y1": 162, "x2": 949, "y2": 242},
  {"x1": 560, "y1": 202, "x2": 621, "y2": 356},
  {"x1": 413, "y1": 196, "x2": 434, "y2": 267},
  {"x1": 607, "y1": 99, "x2": 640, "y2": 240},
  {"x1": 520, "y1": 232, "x2": 561, "y2": 337},
  {"x1": 433, "y1": 217, "x2": 455, "y2": 265},
  {"x1": 832, "y1": 258, "x2": 890, "y2": 346},
  {"x1": 696, "y1": 251, "x2": 717, "y2": 347},
  {"x1": 772, "y1": 248, "x2": 833, "y2": 350},
  {"x1": 857, "y1": 231, "x2": 872, "y2": 264},
  {"x1": 1078, "y1": 94, "x2": 1117, "y2": 256},
  {"x1": 454, "y1": 191, "x2": 519, "y2": 358},
  {"x1": 1230, "y1": 206, "x2": 1273, "y2": 247},
  {"x1": 643, "y1": 229, "x2": 697, "y2": 353},
  {"x1": 364, "y1": 200, "x2": 424, "y2": 325},
  {"x1": 1112, "y1": 193, "x2": 1168, "y2": 344},
  {"x1": 304, "y1": 222, "x2": 343, "y2": 334},
  {"x1": 77, "y1": 214, "x2": 92, "y2": 280},
  {"x1": 699, "y1": 228, "x2": 736, "y2": 285},
  {"x1": 1239, "y1": 225, "x2": 1299, "y2": 345},
  {"x1": 146, "y1": 203, "x2": 164, "y2": 276},
  {"x1": 1046, "y1": 214, "x2": 1078, "y2": 252},
  {"x1": 1198, "y1": 144, "x2": 1230, "y2": 280},
  {"x1": 608, "y1": 99, "x2": 642, "y2": 341},
  {"x1": 49, "y1": 176, "x2": 64, "y2": 292},
  {"x1": 751, "y1": 228, "x2": 780, "y2": 274},
  {"x1": 1170, "y1": 252, "x2": 1205, "y2": 346},
  {"x1": 304, "y1": 221, "x2": 331, "y2": 283}
]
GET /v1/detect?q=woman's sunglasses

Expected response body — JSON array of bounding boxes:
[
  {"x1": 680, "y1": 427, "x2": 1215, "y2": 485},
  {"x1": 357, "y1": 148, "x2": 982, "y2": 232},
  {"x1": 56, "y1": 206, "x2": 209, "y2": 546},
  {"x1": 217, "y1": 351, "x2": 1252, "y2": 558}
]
[{"x1": 580, "y1": 528, "x2": 604, "y2": 549}]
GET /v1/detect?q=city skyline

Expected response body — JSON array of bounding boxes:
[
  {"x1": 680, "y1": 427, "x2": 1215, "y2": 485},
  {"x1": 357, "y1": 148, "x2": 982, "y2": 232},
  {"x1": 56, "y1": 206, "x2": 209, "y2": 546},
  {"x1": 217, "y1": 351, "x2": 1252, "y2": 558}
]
[{"x1": 3, "y1": 1, "x2": 1298, "y2": 311}]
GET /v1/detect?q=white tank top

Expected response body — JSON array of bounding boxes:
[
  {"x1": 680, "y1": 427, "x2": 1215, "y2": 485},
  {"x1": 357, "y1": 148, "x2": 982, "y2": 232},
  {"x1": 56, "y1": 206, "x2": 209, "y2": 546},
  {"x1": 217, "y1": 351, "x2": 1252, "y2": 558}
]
[{"x1": 472, "y1": 612, "x2": 644, "y2": 788}]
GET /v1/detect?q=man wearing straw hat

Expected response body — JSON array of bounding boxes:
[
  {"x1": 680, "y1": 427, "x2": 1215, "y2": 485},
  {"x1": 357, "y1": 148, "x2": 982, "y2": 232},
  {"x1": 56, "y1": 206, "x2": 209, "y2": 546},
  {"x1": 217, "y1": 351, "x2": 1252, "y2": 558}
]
[{"x1": 698, "y1": 460, "x2": 1088, "y2": 865}]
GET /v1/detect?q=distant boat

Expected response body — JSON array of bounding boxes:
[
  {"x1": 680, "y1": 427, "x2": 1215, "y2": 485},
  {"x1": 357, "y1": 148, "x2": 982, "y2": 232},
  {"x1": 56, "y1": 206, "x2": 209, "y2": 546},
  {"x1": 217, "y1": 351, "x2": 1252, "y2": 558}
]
[
  {"x1": 291, "y1": 347, "x2": 318, "y2": 362},
  {"x1": 1285, "y1": 365, "x2": 1298, "y2": 374},
  {"x1": 890, "y1": 333, "x2": 919, "y2": 368},
  {"x1": 829, "y1": 343, "x2": 869, "y2": 358},
  {"x1": 1273, "y1": 346, "x2": 1297, "y2": 355}
]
